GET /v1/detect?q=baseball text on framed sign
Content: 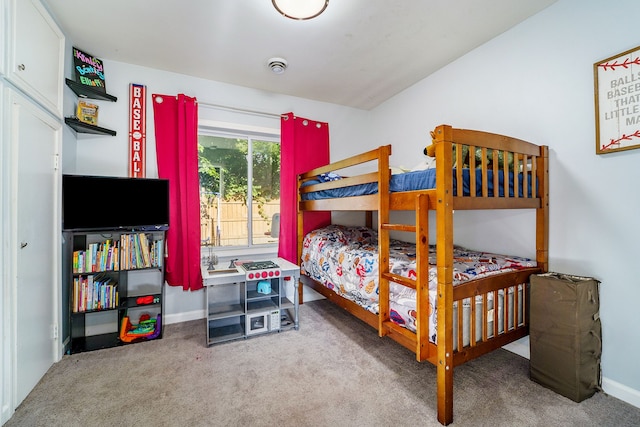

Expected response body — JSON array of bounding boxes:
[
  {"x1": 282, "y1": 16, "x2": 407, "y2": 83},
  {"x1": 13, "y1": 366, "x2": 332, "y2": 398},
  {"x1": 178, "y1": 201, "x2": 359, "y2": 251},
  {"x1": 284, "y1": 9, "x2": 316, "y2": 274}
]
[{"x1": 594, "y1": 45, "x2": 640, "y2": 154}]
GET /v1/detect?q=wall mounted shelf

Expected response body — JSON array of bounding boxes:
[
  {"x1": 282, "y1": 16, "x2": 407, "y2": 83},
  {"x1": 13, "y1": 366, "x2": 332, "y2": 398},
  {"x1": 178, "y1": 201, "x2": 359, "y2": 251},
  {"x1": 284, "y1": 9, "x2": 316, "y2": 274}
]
[
  {"x1": 65, "y1": 117, "x2": 117, "y2": 136},
  {"x1": 65, "y1": 78, "x2": 117, "y2": 102}
]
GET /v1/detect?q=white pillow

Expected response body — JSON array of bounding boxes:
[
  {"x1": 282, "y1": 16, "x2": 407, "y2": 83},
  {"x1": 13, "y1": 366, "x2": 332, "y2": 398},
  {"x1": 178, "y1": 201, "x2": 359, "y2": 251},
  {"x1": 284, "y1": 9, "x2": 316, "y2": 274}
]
[
  {"x1": 410, "y1": 157, "x2": 436, "y2": 171},
  {"x1": 390, "y1": 166, "x2": 411, "y2": 175}
]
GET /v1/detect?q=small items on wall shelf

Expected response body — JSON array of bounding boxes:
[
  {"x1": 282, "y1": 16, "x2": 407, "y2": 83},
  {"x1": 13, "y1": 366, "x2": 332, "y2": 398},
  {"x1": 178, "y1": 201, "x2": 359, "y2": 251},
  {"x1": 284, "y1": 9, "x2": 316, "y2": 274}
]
[
  {"x1": 64, "y1": 117, "x2": 117, "y2": 136},
  {"x1": 65, "y1": 78, "x2": 117, "y2": 102},
  {"x1": 64, "y1": 78, "x2": 117, "y2": 136}
]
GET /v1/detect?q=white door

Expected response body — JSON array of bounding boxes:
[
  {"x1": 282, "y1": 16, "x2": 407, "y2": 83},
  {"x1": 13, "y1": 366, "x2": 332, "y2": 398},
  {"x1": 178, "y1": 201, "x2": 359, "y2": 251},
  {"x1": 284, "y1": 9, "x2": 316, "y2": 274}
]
[
  {"x1": 0, "y1": 81, "x2": 8, "y2": 425},
  {"x1": 8, "y1": 88, "x2": 60, "y2": 408}
]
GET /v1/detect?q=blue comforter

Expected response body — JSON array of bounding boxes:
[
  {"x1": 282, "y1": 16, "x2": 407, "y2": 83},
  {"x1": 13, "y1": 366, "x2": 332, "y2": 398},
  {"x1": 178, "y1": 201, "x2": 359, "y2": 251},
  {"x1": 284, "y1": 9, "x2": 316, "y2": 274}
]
[{"x1": 302, "y1": 168, "x2": 534, "y2": 200}]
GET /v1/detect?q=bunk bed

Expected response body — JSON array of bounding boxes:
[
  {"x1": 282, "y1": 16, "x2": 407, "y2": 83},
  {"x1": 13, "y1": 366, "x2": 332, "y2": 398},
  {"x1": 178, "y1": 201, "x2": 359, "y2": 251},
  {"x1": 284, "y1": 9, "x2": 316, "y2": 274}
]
[{"x1": 296, "y1": 124, "x2": 549, "y2": 425}]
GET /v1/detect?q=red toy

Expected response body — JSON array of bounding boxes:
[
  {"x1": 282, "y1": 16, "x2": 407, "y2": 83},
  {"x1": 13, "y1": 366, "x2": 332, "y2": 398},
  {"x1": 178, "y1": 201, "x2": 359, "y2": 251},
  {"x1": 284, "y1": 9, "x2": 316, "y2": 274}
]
[{"x1": 136, "y1": 295, "x2": 154, "y2": 305}]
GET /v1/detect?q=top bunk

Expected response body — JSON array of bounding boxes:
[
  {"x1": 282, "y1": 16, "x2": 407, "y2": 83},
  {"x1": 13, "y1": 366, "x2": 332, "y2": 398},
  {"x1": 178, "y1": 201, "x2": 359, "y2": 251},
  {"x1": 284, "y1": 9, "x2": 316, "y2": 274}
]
[{"x1": 298, "y1": 124, "x2": 549, "y2": 212}]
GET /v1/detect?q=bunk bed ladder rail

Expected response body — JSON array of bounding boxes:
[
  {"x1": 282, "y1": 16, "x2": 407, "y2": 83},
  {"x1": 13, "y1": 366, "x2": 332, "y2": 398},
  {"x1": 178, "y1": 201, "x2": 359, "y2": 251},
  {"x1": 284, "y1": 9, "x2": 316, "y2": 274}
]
[{"x1": 378, "y1": 194, "x2": 432, "y2": 362}]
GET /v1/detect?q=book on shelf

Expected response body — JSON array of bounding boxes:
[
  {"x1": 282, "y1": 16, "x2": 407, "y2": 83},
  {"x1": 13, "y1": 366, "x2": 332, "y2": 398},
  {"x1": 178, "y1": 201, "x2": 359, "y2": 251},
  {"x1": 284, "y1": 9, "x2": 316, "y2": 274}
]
[
  {"x1": 132, "y1": 236, "x2": 138, "y2": 268},
  {"x1": 76, "y1": 100, "x2": 99, "y2": 126},
  {"x1": 139, "y1": 233, "x2": 151, "y2": 267}
]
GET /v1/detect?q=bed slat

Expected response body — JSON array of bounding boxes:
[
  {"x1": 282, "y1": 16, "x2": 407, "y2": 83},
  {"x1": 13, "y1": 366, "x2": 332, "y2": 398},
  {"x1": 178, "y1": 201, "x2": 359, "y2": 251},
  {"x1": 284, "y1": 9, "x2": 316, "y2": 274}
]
[
  {"x1": 381, "y1": 223, "x2": 417, "y2": 232},
  {"x1": 381, "y1": 272, "x2": 416, "y2": 290},
  {"x1": 384, "y1": 320, "x2": 418, "y2": 342}
]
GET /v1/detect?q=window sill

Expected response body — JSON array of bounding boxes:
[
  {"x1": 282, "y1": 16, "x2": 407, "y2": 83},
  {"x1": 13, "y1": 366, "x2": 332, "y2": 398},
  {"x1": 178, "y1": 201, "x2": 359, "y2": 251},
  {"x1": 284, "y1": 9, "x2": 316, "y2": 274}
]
[{"x1": 201, "y1": 245, "x2": 279, "y2": 265}]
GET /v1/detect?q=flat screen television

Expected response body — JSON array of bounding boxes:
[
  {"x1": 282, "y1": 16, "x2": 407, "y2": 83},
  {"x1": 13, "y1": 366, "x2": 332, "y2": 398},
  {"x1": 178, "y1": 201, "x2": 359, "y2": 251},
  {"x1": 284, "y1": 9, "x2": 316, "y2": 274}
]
[{"x1": 62, "y1": 174, "x2": 170, "y2": 231}]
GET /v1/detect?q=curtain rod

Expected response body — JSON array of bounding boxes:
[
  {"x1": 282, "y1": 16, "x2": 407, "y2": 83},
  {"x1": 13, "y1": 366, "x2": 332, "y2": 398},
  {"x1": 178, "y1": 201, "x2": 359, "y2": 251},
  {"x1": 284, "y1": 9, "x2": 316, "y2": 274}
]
[{"x1": 197, "y1": 101, "x2": 283, "y2": 119}]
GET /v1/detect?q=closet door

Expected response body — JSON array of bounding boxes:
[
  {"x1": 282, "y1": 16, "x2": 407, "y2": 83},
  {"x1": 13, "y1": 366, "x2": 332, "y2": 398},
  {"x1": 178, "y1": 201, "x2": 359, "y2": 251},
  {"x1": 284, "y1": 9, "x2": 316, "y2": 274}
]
[
  {"x1": 7, "y1": 88, "x2": 61, "y2": 408},
  {"x1": 7, "y1": 0, "x2": 64, "y2": 117},
  {"x1": 0, "y1": 81, "x2": 8, "y2": 425}
]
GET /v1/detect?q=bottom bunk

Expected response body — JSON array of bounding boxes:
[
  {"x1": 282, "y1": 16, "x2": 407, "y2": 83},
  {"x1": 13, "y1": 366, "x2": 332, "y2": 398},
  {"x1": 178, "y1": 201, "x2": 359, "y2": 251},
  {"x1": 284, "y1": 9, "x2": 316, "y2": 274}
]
[
  {"x1": 303, "y1": 271, "x2": 532, "y2": 364},
  {"x1": 301, "y1": 225, "x2": 538, "y2": 366},
  {"x1": 300, "y1": 225, "x2": 539, "y2": 420}
]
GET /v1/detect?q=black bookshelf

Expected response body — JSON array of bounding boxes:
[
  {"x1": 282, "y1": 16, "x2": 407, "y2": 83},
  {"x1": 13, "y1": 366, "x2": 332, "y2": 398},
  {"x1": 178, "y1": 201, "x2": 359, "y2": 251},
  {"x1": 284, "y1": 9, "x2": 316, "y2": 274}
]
[
  {"x1": 63, "y1": 230, "x2": 165, "y2": 354},
  {"x1": 70, "y1": 333, "x2": 120, "y2": 354}
]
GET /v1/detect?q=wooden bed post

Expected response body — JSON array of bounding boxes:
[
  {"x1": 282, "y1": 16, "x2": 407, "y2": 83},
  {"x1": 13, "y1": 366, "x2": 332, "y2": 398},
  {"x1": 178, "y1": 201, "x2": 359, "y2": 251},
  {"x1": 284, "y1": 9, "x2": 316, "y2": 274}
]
[
  {"x1": 377, "y1": 145, "x2": 391, "y2": 337},
  {"x1": 536, "y1": 146, "x2": 549, "y2": 271},
  {"x1": 434, "y1": 124, "x2": 454, "y2": 425},
  {"x1": 365, "y1": 211, "x2": 373, "y2": 229},
  {"x1": 415, "y1": 193, "x2": 430, "y2": 361}
]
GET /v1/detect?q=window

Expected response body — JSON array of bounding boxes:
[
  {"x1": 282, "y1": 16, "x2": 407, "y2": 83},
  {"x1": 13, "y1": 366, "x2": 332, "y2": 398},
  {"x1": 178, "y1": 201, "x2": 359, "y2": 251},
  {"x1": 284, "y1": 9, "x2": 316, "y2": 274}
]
[{"x1": 198, "y1": 130, "x2": 280, "y2": 249}]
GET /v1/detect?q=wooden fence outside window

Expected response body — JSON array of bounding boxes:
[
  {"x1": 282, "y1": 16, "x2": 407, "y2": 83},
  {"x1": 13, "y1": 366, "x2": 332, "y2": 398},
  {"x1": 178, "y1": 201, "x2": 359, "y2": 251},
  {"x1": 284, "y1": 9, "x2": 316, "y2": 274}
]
[{"x1": 201, "y1": 200, "x2": 280, "y2": 246}]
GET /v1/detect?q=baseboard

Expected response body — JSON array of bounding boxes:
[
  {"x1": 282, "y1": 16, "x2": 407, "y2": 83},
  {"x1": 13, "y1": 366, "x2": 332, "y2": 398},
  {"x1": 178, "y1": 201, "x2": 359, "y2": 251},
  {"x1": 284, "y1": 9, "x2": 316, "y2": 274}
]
[
  {"x1": 302, "y1": 284, "x2": 325, "y2": 302},
  {"x1": 602, "y1": 377, "x2": 640, "y2": 409},
  {"x1": 163, "y1": 284, "x2": 323, "y2": 325},
  {"x1": 164, "y1": 310, "x2": 205, "y2": 325},
  {"x1": 2, "y1": 403, "x2": 13, "y2": 426},
  {"x1": 502, "y1": 336, "x2": 530, "y2": 359}
]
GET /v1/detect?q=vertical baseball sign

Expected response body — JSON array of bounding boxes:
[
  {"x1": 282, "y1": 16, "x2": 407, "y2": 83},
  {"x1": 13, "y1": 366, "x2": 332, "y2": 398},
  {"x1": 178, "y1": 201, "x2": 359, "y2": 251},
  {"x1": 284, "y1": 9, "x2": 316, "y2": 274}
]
[{"x1": 129, "y1": 83, "x2": 146, "y2": 177}]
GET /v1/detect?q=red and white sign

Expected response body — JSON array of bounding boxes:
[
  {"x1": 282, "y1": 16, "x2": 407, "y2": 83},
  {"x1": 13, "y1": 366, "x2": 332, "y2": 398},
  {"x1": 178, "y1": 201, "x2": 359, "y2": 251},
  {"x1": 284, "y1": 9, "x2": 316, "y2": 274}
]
[{"x1": 129, "y1": 83, "x2": 146, "y2": 177}]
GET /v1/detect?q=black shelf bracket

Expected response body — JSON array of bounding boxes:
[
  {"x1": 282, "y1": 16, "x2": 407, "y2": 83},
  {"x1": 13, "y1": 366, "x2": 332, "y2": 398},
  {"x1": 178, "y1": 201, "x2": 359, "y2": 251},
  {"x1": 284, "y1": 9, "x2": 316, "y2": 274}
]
[
  {"x1": 65, "y1": 78, "x2": 117, "y2": 102},
  {"x1": 65, "y1": 117, "x2": 117, "y2": 136}
]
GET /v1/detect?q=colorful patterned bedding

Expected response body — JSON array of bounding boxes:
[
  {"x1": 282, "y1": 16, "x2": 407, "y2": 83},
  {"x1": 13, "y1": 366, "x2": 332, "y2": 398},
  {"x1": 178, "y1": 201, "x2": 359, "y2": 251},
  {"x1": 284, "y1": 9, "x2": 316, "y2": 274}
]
[{"x1": 301, "y1": 225, "x2": 536, "y2": 343}]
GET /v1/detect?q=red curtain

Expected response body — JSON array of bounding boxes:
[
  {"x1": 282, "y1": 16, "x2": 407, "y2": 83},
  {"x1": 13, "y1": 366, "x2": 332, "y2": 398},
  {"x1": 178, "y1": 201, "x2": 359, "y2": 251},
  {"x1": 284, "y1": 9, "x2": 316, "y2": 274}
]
[
  {"x1": 152, "y1": 94, "x2": 203, "y2": 291},
  {"x1": 279, "y1": 113, "x2": 331, "y2": 263}
]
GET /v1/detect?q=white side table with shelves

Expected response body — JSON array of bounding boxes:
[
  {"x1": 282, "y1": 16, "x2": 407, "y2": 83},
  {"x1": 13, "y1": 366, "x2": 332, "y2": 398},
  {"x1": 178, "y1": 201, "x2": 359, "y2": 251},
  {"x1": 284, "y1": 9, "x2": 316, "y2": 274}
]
[{"x1": 203, "y1": 257, "x2": 300, "y2": 346}]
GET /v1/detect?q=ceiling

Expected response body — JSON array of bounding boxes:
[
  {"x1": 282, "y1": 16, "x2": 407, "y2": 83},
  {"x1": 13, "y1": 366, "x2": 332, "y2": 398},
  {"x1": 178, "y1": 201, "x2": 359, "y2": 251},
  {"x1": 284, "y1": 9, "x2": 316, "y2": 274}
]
[{"x1": 43, "y1": 0, "x2": 556, "y2": 110}]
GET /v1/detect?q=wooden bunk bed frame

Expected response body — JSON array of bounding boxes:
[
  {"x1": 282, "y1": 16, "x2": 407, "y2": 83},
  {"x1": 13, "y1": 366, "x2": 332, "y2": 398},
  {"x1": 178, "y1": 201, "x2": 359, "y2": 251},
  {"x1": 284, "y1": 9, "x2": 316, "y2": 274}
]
[{"x1": 296, "y1": 124, "x2": 549, "y2": 425}]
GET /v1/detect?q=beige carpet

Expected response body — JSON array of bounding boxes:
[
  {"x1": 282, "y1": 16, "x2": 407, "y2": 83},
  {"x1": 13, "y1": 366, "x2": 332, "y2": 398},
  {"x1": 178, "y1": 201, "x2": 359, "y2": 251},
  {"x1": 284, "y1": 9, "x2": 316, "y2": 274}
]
[{"x1": 6, "y1": 299, "x2": 640, "y2": 426}]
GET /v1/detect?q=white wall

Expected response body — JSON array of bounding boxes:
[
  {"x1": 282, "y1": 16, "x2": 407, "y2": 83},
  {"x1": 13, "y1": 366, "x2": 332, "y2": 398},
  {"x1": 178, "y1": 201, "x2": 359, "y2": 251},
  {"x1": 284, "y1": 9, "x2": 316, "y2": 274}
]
[
  {"x1": 60, "y1": 0, "x2": 640, "y2": 407},
  {"x1": 368, "y1": 0, "x2": 640, "y2": 406},
  {"x1": 62, "y1": 59, "x2": 372, "y2": 322}
]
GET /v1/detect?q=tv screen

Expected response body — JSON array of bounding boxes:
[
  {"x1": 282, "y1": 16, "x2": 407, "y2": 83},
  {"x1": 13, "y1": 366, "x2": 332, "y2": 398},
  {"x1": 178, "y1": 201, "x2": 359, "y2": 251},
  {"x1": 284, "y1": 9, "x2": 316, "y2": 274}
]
[{"x1": 62, "y1": 175, "x2": 170, "y2": 231}]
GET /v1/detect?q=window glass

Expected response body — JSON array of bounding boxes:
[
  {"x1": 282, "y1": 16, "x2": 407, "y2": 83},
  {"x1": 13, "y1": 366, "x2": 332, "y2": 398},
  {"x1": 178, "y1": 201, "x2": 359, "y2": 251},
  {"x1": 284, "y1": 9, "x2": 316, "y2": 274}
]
[{"x1": 198, "y1": 133, "x2": 280, "y2": 248}]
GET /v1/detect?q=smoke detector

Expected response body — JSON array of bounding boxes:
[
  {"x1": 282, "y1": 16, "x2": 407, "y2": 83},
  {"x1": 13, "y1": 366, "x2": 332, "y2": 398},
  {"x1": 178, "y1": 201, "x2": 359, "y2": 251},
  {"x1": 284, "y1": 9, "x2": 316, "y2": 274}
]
[{"x1": 267, "y1": 57, "x2": 288, "y2": 74}]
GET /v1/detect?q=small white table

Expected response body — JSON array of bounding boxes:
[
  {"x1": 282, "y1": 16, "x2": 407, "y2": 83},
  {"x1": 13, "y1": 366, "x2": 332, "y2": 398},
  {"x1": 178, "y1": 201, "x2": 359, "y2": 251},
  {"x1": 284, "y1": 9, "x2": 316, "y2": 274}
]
[{"x1": 202, "y1": 257, "x2": 300, "y2": 346}]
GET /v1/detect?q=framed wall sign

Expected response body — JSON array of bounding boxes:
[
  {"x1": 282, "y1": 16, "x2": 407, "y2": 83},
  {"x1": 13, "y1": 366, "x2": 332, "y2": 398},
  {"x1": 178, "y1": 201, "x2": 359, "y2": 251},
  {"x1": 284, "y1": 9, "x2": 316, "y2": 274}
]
[
  {"x1": 73, "y1": 47, "x2": 106, "y2": 93},
  {"x1": 594, "y1": 45, "x2": 640, "y2": 154}
]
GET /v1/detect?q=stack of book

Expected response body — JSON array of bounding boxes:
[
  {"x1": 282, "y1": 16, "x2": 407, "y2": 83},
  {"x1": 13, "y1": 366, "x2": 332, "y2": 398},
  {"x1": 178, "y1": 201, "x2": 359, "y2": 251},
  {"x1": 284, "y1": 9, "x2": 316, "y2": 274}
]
[
  {"x1": 72, "y1": 239, "x2": 119, "y2": 273},
  {"x1": 120, "y1": 233, "x2": 164, "y2": 270},
  {"x1": 72, "y1": 273, "x2": 118, "y2": 313}
]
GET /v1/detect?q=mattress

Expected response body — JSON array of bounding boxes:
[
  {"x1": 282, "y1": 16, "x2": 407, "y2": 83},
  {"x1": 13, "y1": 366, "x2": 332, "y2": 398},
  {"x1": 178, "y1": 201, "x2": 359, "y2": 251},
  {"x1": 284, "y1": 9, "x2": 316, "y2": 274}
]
[
  {"x1": 301, "y1": 225, "x2": 536, "y2": 343},
  {"x1": 301, "y1": 168, "x2": 534, "y2": 200}
]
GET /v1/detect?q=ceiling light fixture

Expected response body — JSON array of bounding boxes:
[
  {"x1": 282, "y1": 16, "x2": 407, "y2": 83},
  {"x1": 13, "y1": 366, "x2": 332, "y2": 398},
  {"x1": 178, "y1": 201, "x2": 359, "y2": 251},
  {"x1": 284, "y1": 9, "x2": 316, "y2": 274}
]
[
  {"x1": 267, "y1": 57, "x2": 288, "y2": 74},
  {"x1": 272, "y1": 0, "x2": 329, "y2": 20}
]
